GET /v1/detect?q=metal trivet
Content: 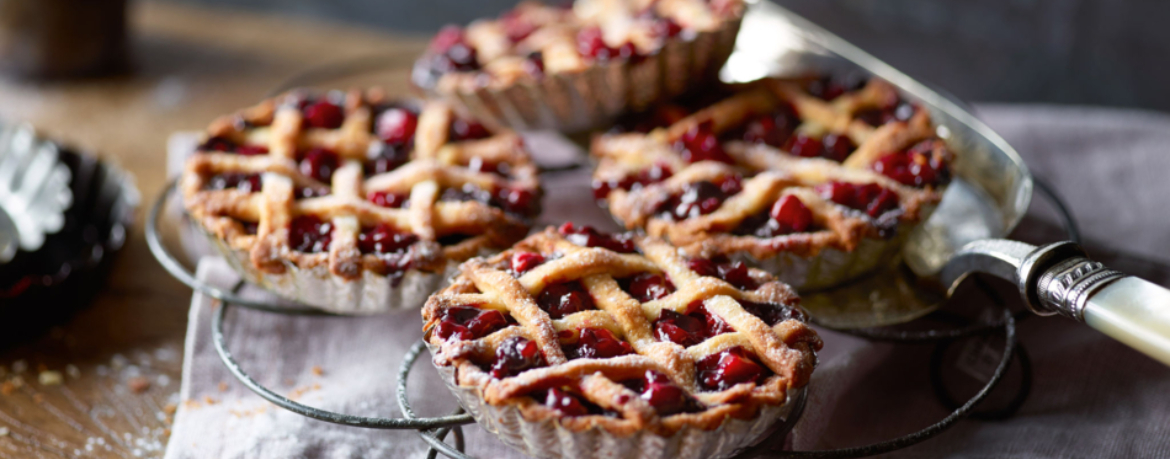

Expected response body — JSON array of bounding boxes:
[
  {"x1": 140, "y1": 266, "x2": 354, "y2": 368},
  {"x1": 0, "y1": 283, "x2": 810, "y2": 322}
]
[{"x1": 145, "y1": 174, "x2": 1081, "y2": 458}]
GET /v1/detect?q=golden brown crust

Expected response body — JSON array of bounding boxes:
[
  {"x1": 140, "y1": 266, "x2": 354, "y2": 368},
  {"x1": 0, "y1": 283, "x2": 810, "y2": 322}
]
[
  {"x1": 425, "y1": 0, "x2": 745, "y2": 92},
  {"x1": 591, "y1": 76, "x2": 952, "y2": 262},
  {"x1": 422, "y1": 227, "x2": 822, "y2": 437},
  {"x1": 181, "y1": 89, "x2": 541, "y2": 280}
]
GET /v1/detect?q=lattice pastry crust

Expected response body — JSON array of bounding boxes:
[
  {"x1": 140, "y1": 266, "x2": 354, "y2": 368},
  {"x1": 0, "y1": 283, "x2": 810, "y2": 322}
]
[
  {"x1": 423, "y1": 225, "x2": 821, "y2": 436},
  {"x1": 417, "y1": 0, "x2": 744, "y2": 92},
  {"x1": 181, "y1": 88, "x2": 542, "y2": 283},
  {"x1": 592, "y1": 77, "x2": 953, "y2": 287}
]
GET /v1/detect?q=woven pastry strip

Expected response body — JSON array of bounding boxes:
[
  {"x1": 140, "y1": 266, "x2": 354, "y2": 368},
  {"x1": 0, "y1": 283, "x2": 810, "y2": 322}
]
[
  {"x1": 592, "y1": 77, "x2": 952, "y2": 261},
  {"x1": 424, "y1": 226, "x2": 821, "y2": 436},
  {"x1": 182, "y1": 88, "x2": 541, "y2": 280}
]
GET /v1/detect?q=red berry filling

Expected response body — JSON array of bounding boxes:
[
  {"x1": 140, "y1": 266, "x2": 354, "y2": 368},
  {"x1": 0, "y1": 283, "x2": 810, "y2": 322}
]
[
  {"x1": 536, "y1": 387, "x2": 602, "y2": 416},
  {"x1": 205, "y1": 173, "x2": 261, "y2": 193},
  {"x1": 468, "y1": 157, "x2": 512, "y2": 177},
  {"x1": 289, "y1": 215, "x2": 332, "y2": 253},
  {"x1": 620, "y1": 370, "x2": 703, "y2": 415},
  {"x1": 564, "y1": 327, "x2": 634, "y2": 360},
  {"x1": 816, "y1": 181, "x2": 899, "y2": 218},
  {"x1": 591, "y1": 163, "x2": 672, "y2": 201},
  {"x1": 855, "y1": 101, "x2": 916, "y2": 127},
  {"x1": 501, "y1": 11, "x2": 538, "y2": 42},
  {"x1": 618, "y1": 272, "x2": 675, "y2": 302},
  {"x1": 303, "y1": 100, "x2": 344, "y2": 129},
  {"x1": 806, "y1": 75, "x2": 865, "y2": 101},
  {"x1": 687, "y1": 257, "x2": 758, "y2": 290},
  {"x1": 738, "y1": 105, "x2": 800, "y2": 148},
  {"x1": 508, "y1": 251, "x2": 546, "y2": 276},
  {"x1": 200, "y1": 137, "x2": 270, "y2": 155},
  {"x1": 368, "y1": 191, "x2": 409, "y2": 208},
  {"x1": 871, "y1": 140, "x2": 950, "y2": 187},
  {"x1": 674, "y1": 120, "x2": 734, "y2": 164},
  {"x1": 376, "y1": 106, "x2": 419, "y2": 146},
  {"x1": 357, "y1": 224, "x2": 418, "y2": 254},
  {"x1": 449, "y1": 117, "x2": 491, "y2": 142},
  {"x1": 427, "y1": 25, "x2": 481, "y2": 73},
  {"x1": 364, "y1": 144, "x2": 411, "y2": 176},
  {"x1": 298, "y1": 148, "x2": 340, "y2": 183},
  {"x1": 488, "y1": 336, "x2": 545, "y2": 379},
  {"x1": 558, "y1": 223, "x2": 636, "y2": 253},
  {"x1": 577, "y1": 26, "x2": 639, "y2": 62},
  {"x1": 536, "y1": 281, "x2": 595, "y2": 319},
  {"x1": 439, "y1": 184, "x2": 539, "y2": 218},
  {"x1": 734, "y1": 194, "x2": 816, "y2": 238},
  {"x1": 783, "y1": 132, "x2": 856, "y2": 162},
  {"x1": 739, "y1": 300, "x2": 803, "y2": 326},
  {"x1": 434, "y1": 305, "x2": 510, "y2": 341},
  {"x1": 696, "y1": 347, "x2": 771, "y2": 391},
  {"x1": 653, "y1": 301, "x2": 734, "y2": 347},
  {"x1": 659, "y1": 175, "x2": 742, "y2": 221},
  {"x1": 523, "y1": 51, "x2": 545, "y2": 78}
]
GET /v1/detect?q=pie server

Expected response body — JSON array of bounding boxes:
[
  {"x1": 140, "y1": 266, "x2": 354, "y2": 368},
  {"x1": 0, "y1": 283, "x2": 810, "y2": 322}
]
[{"x1": 728, "y1": 0, "x2": 1170, "y2": 366}]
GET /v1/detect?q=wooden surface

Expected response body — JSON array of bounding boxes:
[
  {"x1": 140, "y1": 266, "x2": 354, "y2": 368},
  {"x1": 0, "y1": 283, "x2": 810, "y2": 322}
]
[{"x1": 0, "y1": 3, "x2": 425, "y2": 457}]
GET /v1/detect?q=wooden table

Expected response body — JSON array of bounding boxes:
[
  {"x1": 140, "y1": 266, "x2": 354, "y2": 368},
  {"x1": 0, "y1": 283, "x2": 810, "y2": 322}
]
[{"x1": 0, "y1": 3, "x2": 424, "y2": 457}]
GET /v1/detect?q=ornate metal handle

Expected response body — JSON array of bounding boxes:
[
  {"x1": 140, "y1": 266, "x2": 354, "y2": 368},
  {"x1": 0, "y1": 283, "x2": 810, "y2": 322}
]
[{"x1": 942, "y1": 239, "x2": 1170, "y2": 365}]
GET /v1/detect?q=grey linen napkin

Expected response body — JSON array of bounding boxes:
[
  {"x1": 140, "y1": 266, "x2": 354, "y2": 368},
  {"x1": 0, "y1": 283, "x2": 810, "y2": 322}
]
[{"x1": 164, "y1": 105, "x2": 1170, "y2": 459}]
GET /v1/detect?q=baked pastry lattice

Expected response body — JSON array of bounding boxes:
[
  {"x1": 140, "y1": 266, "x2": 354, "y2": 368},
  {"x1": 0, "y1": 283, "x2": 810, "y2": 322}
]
[
  {"x1": 423, "y1": 224, "x2": 821, "y2": 435},
  {"x1": 182, "y1": 88, "x2": 541, "y2": 283},
  {"x1": 592, "y1": 77, "x2": 953, "y2": 289}
]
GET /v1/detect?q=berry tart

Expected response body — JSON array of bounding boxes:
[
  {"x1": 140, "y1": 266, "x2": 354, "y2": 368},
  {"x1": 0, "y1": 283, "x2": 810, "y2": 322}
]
[
  {"x1": 181, "y1": 88, "x2": 542, "y2": 313},
  {"x1": 413, "y1": 0, "x2": 745, "y2": 132},
  {"x1": 423, "y1": 224, "x2": 821, "y2": 459},
  {"x1": 591, "y1": 76, "x2": 953, "y2": 291}
]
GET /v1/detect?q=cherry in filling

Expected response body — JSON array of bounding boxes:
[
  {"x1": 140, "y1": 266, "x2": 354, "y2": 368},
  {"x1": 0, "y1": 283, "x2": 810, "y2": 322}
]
[
  {"x1": 507, "y1": 251, "x2": 546, "y2": 276},
  {"x1": 433, "y1": 305, "x2": 510, "y2": 341},
  {"x1": 855, "y1": 101, "x2": 916, "y2": 127},
  {"x1": 739, "y1": 300, "x2": 803, "y2": 326},
  {"x1": 468, "y1": 157, "x2": 512, "y2": 177},
  {"x1": 653, "y1": 301, "x2": 734, "y2": 347},
  {"x1": 563, "y1": 327, "x2": 634, "y2": 360},
  {"x1": 536, "y1": 280, "x2": 595, "y2": 319},
  {"x1": 488, "y1": 336, "x2": 546, "y2": 379},
  {"x1": 620, "y1": 370, "x2": 703, "y2": 416},
  {"x1": 501, "y1": 10, "x2": 538, "y2": 42},
  {"x1": 289, "y1": 215, "x2": 332, "y2": 253},
  {"x1": 535, "y1": 387, "x2": 603, "y2": 417},
  {"x1": 427, "y1": 25, "x2": 481, "y2": 73},
  {"x1": 815, "y1": 181, "x2": 899, "y2": 218},
  {"x1": 558, "y1": 222, "x2": 636, "y2": 253},
  {"x1": 687, "y1": 256, "x2": 758, "y2": 290},
  {"x1": 591, "y1": 162, "x2": 673, "y2": 201},
  {"x1": 806, "y1": 75, "x2": 866, "y2": 101},
  {"x1": 659, "y1": 175, "x2": 742, "y2": 221},
  {"x1": 618, "y1": 272, "x2": 675, "y2": 302},
  {"x1": 871, "y1": 140, "x2": 950, "y2": 188},
  {"x1": 204, "y1": 173, "x2": 260, "y2": 193},
  {"x1": 302, "y1": 100, "x2": 344, "y2": 129},
  {"x1": 449, "y1": 117, "x2": 491, "y2": 142},
  {"x1": 696, "y1": 346, "x2": 772, "y2": 391},
  {"x1": 738, "y1": 104, "x2": 800, "y2": 148},
  {"x1": 784, "y1": 132, "x2": 856, "y2": 162},
  {"x1": 368, "y1": 191, "x2": 409, "y2": 208},
  {"x1": 358, "y1": 224, "x2": 418, "y2": 254},
  {"x1": 674, "y1": 120, "x2": 734, "y2": 165},
  {"x1": 733, "y1": 194, "x2": 816, "y2": 238},
  {"x1": 577, "y1": 26, "x2": 639, "y2": 63},
  {"x1": 376, "y1": 106, "x2": 419, "y2": 147},
  {"x1": 299, "y1": 148, "x2": 340, "y2": 183},
  {"x1": 199, "y1": 137, "x2": 270, "y2": 156},
  {"x1": 523, "y1": 51, "x2": 545, "y2": 78}
]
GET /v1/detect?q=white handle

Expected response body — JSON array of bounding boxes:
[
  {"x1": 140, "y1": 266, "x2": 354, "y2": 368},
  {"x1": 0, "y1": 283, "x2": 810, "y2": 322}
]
[{"x1": 1083, "y1": 277, "x2": 1170, "y2": 366}]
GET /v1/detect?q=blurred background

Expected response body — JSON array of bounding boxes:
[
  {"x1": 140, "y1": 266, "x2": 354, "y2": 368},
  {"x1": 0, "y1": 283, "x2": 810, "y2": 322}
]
[{"x1": 143, "y1": 0, "x2": 1170, "y2": 112}]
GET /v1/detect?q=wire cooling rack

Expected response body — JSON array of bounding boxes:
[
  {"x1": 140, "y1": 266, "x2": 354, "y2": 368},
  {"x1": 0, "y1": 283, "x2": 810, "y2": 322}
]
[{"x1": 145, "y1": 172, "x2": 1081, "y2": 458}]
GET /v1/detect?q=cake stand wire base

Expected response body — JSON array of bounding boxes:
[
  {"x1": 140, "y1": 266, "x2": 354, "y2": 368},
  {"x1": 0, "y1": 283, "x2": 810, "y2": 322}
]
[{"x1": 151, "y1": 157, "x2": 1077, "y2": 457}]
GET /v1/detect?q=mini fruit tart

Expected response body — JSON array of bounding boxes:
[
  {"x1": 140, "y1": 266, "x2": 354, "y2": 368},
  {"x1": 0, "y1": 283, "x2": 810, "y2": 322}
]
[
  {"x1": 423, "y1": 224, "x2": 821, "y2": 459},
  {"x1": 592, "y1": 76, "x2": 953, "y2": 291},
  {"x1": 413, "y1": 0, "x2": 744, "y2": 132},
  {"x1": 181, "y1": 88, "x2": 542, "y2": 313}
]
